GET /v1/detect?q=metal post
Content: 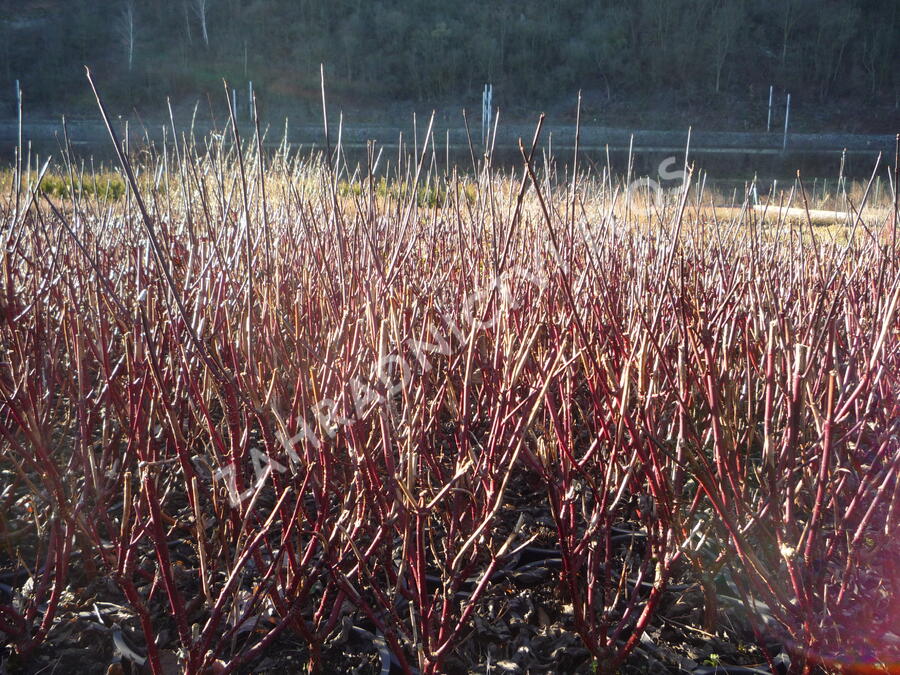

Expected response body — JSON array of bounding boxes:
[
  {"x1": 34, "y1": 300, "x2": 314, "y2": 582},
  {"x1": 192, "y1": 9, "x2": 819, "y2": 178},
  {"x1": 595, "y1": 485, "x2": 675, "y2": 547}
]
[
  {"x1": 248, "y1": 81, "x2": 254, "y2": 121},
  {"x1": 767, "y1": 85, "x2": 773, "y2": 133},
  {"x1": 482, "y1": 84, "x2": 488, "y2": 147},
  {"x1": 15, "y1": 78, "x2": 21, "y2": 162},
  {"x1": 488, "y1": 84, "x2": 493, "y2": 148},
  {"x1": 232, "y1": 89, "x2": 238, "y2": 120},
  {"x1": 481, "y1": 85, "x2": 485, "y2": 146},
  {"x1": 782, "y1": 93, "x2": 791, "y2": 152},
  {"x1": 482, "y1": 84, "x2": 492, "y2": 149}
]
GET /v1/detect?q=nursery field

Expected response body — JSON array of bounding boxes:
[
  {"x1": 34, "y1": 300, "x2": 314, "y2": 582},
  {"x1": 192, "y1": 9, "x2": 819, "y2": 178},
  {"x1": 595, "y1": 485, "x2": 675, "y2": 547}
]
[{"x1": 1, "y1": 105, "x2": 899, "y2": 674}]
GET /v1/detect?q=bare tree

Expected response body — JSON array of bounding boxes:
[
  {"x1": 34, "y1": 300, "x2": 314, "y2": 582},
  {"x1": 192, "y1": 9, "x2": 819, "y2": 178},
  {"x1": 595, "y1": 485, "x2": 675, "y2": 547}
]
[
  {"x1": 118, "y1": 0, "x2": 136, "y2": 71},
  {"x1": 710, "y1": 1, "x2": 743, "y2": 93},
  {"x1": 183, "y1": 1, "x2": 193, "y2": 46},
  {"x1": 193, "y1": 0, "x2": 211, "y2": 48}
]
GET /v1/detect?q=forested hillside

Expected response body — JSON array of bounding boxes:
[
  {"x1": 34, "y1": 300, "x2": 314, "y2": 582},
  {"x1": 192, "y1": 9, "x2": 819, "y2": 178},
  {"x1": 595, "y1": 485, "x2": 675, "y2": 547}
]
[{"x1": 1, "y1": 0, "x2": 897, "y2": 128}]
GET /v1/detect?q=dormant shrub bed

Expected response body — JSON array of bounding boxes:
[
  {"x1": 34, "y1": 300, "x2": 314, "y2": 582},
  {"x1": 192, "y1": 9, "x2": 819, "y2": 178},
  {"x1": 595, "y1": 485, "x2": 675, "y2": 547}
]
[{"x1": 1, "y1": 117, "x2": 898, "y2": 673}]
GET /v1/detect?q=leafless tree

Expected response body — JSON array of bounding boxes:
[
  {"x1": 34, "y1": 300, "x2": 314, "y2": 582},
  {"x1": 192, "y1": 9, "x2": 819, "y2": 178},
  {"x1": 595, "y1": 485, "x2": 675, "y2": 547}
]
[
  {"x1": 193, "y1": 0, "x2": 211, "y2": 48},
  {"x1": 183, "y1": 1, "x2": 193, "y2": 46},
  {"x1": 711, "y1": 1, "x2": 742, "y2": 93},
  {"x1": 118, "y1": 0, "x2": 136, "y2": 70}
]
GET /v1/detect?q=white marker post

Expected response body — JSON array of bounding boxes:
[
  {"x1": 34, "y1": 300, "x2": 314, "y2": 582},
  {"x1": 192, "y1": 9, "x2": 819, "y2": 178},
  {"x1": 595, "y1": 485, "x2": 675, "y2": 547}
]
[
  {"x1": 767, "y1": 85, "x2": 773, "y2": 133},
  {"x1": 482, "y1": 83, "x2": 492, "y2": 151},
  {"x1": 15, "y1": 79, "x2": 22, "y2": 166},
  {"x1": 15, "y1": 78, "x2": 22, "y2": 154},
  {"x1": 232, "y1": 89, "x2": 238, "y2": 121},
  {"x1": 248, "y1": 81, "x2": 254, "y2": 121},
  {"x1": 782, "y1": 93, "x2": 791, "y2": 152}
]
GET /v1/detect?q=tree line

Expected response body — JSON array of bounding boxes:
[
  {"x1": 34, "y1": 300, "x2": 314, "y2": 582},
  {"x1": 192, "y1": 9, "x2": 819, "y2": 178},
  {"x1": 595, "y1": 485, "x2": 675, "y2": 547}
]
[{"x1": 1, "y1": 0, "x2": 897, "y2": 119}]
